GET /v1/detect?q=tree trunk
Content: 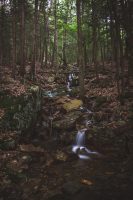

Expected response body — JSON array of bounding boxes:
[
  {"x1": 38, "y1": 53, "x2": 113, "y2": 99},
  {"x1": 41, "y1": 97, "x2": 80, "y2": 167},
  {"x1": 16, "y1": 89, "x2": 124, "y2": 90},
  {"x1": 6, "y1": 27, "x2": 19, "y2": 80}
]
[
  {"x1": 76, "y1": 0, "x2": 85, "y2": 99},
  {"x1": 51, "y1": 0, "x2": 58, "y2": 69},
  {"x1": 62, "y1": 1, "x2": 69, "y2": 67},
  {"x1": 20, "y1": 0, "x2": 25, "y2": 78},
  {"x1": 32, "y1": 0, "x2": 38, "y2": 79},
  {"x1": 12, "y1": 0, "x2": 17, "y2": 78},
  {"x1": 92, "y1": 0, "x2": 99, "y2": 81}
]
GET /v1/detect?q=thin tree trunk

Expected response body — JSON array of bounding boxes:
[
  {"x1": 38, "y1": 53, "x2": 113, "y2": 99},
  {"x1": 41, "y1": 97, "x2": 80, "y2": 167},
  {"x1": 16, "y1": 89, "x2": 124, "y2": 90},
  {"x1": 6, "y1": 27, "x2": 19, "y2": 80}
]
[
  {"x1": 76, "y1": 0, "x2": 85, "y2": 99},
  {"x1": 62, "y1": 1, "x2": 69, "y2": 67},
  {"x1": 51, "y1": 0, "x2": 58, "y2": 69},
  {"x1": 12, "y1": 0, "x2": 17, "y2": 78},
  {"x1": 92, "y1": 0, "x2": 99, "y2": 81},
  {"x1": 32, "y1": 0, "x2": 38, "y2": 79},
  {"x1": 20, "y1": 0, "x2": 25, "y2": 78}
]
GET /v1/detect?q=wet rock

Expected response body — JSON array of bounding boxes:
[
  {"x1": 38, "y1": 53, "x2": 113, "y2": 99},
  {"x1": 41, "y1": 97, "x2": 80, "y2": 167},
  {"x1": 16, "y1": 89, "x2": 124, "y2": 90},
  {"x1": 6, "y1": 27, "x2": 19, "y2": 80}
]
[
  {"x1": 53, "y1": 111, "x2": 82, "y2": 130},
  {"x1": 62, "y1": 181, "x2": 83, "y2": 195}
]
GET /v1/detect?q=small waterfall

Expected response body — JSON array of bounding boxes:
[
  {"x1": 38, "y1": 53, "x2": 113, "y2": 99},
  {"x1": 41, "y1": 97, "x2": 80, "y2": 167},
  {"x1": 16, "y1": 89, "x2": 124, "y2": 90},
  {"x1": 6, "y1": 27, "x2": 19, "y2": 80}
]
[
  {"x1": 76, "y1": 129, "x2": 85, "y2": 146},
  {"x1": 72, "y1": 129, "x2": 99, "y2": 160},
  {"x1": 67, "y1": 81, "x2": 72, "y2": 91}
]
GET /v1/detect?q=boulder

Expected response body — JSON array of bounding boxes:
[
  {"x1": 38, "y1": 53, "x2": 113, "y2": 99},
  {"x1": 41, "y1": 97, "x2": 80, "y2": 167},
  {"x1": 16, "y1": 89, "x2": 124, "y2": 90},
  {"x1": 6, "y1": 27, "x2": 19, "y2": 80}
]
[
  {"x1": 0, "y1": 138, "x2": 16, "y2": 150},
  {"x1": 62, "y1": 181, "x2": 83, "y2": 195},
  {"x1": 63, "y1": 99, "x2": 83, "y2": 112},
  {"x1": 53, "y1": 111, "x2": 82, "y2": 130}
]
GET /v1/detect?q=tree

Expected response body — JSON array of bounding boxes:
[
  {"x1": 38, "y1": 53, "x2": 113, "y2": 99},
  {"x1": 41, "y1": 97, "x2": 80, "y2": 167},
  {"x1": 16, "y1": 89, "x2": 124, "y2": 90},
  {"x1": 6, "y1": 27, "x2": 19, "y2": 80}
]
[
  {"x1": 76, "y1": 0, "x2": 85, "y2": 99},
  {"x1": 11, "y1": 0, "x2": 17, "y2": 78},
  {"x1": 32, "y1": 0, "x2": 39, "y2": 79},
  {"x1": 51, "y1": 0, "x2": 58, "y2": 69},
  {"x1": 20, "y1": 0, "x2": 25, "y2": 78}
]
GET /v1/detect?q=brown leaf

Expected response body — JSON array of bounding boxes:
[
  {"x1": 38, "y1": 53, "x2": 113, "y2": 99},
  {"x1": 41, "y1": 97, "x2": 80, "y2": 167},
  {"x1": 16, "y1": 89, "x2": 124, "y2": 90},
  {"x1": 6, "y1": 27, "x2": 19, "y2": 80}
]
[{"x1": 19, "y1": 144, "x2": 44, "y2": 153}]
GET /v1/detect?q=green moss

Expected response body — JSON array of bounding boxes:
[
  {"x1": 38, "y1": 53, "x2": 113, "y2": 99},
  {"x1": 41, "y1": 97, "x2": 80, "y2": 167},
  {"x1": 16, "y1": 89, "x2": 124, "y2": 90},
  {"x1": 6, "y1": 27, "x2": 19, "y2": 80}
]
[{"x1": 0, "y1": 87, "x2": 41, "y2": 132}]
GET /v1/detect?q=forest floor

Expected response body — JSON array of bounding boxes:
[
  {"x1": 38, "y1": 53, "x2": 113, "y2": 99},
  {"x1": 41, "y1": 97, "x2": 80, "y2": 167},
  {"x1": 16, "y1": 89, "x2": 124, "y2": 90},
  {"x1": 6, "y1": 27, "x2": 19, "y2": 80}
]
[{"x1": 0, "y1": 63, "x2": 133, "y2": 200}]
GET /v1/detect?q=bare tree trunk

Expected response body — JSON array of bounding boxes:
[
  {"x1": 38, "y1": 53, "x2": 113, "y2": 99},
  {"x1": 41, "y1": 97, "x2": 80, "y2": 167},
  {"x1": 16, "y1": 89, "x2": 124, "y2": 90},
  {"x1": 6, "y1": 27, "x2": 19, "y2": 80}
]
[
  {"x1": 98, "y1": 27, "x2": 105, "y2": 69},
  {"x1": 112, "y1": 1, "x2": 121, "y2": 98},
  {"x1": 20, "y1": 0, "x2": 25, "y2": 78},
  {"x1": 92, "y1": 0, "x2": 99, "y2": 81},
  {"x1": 62, "y1": 26, "x2": 67, "y2": 67},
  {"x1": 12, "y1": 0, "x2": 17, "y2": 78},
  {"x1": 108, "y1": 0, "x2": 115, "y2": 67},
  {"x1": 120, "y1": 0, "x2": 133, "y2": 84},
  {"x1": 62, "y1": 1, "x2": 69, "y2": 67},
  {"x1": 0, "y1": 0, "x2": 5, "y2": 66},
  {"x1": 76, "y1": 0, "x2": 85, "y2": 99},
  {"x1": 51, "y1": 0, "x2": 58, "y2": 69},
  {"x1": 32, "y1": 0, "x2": 38, "y2": 79},
  {"x1": 41, "y1": 1, "x2": 48, "y2": 68}
]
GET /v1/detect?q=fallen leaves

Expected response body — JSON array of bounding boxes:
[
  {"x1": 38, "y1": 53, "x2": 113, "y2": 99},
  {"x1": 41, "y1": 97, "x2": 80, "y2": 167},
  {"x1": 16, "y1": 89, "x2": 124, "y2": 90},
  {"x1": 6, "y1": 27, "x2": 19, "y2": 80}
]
[
  {"x1": 0, "y1": 108, "x2": 5, "y2": 119},
  {"x1": 55, "y1": 150, "x2": 68, "y2": 162},
  {"x1": 19, "y1": 144, "x2": 44, "y2": 153}
]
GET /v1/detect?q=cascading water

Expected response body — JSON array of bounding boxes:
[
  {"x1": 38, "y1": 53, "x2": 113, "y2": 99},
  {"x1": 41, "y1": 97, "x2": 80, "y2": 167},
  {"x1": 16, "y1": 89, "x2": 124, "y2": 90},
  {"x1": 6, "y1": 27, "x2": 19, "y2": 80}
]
[{"x1": 72, "y1": 129, "x2": 99, "y2": 160}]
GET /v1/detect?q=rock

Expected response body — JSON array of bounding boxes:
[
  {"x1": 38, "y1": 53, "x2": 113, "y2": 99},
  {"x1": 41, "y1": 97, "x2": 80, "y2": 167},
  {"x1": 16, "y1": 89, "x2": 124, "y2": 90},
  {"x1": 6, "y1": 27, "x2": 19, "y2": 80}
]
[
  {"x1": 53, "y1": 111, "x2": 82, "y2": 130},
  {"x1": 0, "y1": 139, "x2": 16, "y2": 150},
  {"x1": 46, "y1": 192, "x2": 66, "y2": 200},
  {"x1": 0, "y1": 86, "x2": 41, "y2": 132},
  {"x1": 62, "y1": 181, "x2": 83, "y2": 195},
  {"x1": 21, "y1": 155, "x2": 32, "y2": 164},
  {"x1": 63, "y1": 99, "x2": 83, "y2": 112}
]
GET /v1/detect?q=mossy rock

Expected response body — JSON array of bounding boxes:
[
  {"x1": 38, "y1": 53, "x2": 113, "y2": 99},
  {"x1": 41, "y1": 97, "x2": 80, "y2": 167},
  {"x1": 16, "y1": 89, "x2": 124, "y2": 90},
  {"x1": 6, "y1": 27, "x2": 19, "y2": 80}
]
[
  {"x1": 53, "y1": 111, "x2": 82, "y2": 130},
  {"x1": 0, "y1": 139, "x2": 16, "y2": 150},
  {"x1": 63, "y1": 99, "x2": 83, "y2": 112},
  {"x1": 0, "y1": 86, "x2": 41, "y2": 131}
]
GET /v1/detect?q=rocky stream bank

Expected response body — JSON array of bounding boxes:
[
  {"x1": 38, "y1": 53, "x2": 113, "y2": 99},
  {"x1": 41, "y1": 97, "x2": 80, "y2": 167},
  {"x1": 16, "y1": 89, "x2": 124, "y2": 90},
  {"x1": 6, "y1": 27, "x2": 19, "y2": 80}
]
[{"x1": 0, "y1": 66, "x2": 133, "y2": 200}]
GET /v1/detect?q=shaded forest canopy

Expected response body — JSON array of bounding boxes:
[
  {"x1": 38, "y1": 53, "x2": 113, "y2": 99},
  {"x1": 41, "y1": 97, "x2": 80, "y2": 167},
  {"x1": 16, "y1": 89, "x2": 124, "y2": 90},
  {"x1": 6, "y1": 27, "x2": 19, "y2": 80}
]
[{"x1": 0, "y1": 0, "x2": 133, "y2": 90}]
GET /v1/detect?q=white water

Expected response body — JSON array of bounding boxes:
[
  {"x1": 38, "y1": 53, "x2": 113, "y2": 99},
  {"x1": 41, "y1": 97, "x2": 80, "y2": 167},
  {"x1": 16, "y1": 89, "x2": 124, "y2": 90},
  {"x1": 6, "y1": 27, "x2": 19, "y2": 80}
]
[
  {"x1": 67, "y1": 82, "x2": 72, "y2": 91},
  {"x1": 72, "y1": 129, "x2": 99, "y2": 160}
]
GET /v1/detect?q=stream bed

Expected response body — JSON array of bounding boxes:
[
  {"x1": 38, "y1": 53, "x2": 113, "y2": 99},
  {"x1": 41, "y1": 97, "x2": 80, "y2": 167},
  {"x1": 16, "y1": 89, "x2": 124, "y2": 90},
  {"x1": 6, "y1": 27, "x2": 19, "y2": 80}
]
[{"x1": 0, "y1": 73, "x2": 133, "y2": 200}]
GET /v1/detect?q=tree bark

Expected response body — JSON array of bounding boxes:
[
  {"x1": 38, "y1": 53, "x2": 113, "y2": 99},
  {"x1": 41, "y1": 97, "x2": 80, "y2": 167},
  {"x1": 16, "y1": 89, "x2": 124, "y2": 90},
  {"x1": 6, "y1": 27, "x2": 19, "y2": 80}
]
[
  {"x1": 20, "y1": 0, "x2": 25, "y2": 78},
  {"x1": 76, "y1": 0, "x2": 85, "y2": 99},
  {"x1": 92, "y1": 0, "x2": 99, "y2": 81},
  {"x1": 32, "y1": 0, "x2": 38, "y2": 79},
  {"x1": 51, "y1": 0, "x2": 58, "y2": 69},
  {"x1": 12, "y1": 0, "x2": 17, "y2": 78}
]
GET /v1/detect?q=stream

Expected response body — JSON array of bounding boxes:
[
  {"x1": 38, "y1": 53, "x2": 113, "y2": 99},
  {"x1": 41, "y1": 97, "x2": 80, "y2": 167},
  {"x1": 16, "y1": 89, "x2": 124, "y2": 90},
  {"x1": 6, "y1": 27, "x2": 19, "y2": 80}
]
[{"x1": 1, "y1": 72, "x2": 133, "y2": 200}]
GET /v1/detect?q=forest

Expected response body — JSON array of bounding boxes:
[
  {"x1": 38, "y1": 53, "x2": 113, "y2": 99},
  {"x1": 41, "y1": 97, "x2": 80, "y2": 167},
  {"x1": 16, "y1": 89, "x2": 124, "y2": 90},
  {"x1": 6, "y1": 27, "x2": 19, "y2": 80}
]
[{"x1": 0, "y1": 0, "x2": 133, "y2": 199}]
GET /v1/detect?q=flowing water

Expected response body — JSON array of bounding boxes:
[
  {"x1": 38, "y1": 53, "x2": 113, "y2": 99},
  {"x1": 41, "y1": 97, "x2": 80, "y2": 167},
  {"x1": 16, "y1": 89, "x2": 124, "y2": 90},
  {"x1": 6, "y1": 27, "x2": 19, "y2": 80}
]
[{"x1": 72, "y1": 129, "x2": 99, "y2": 160}]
